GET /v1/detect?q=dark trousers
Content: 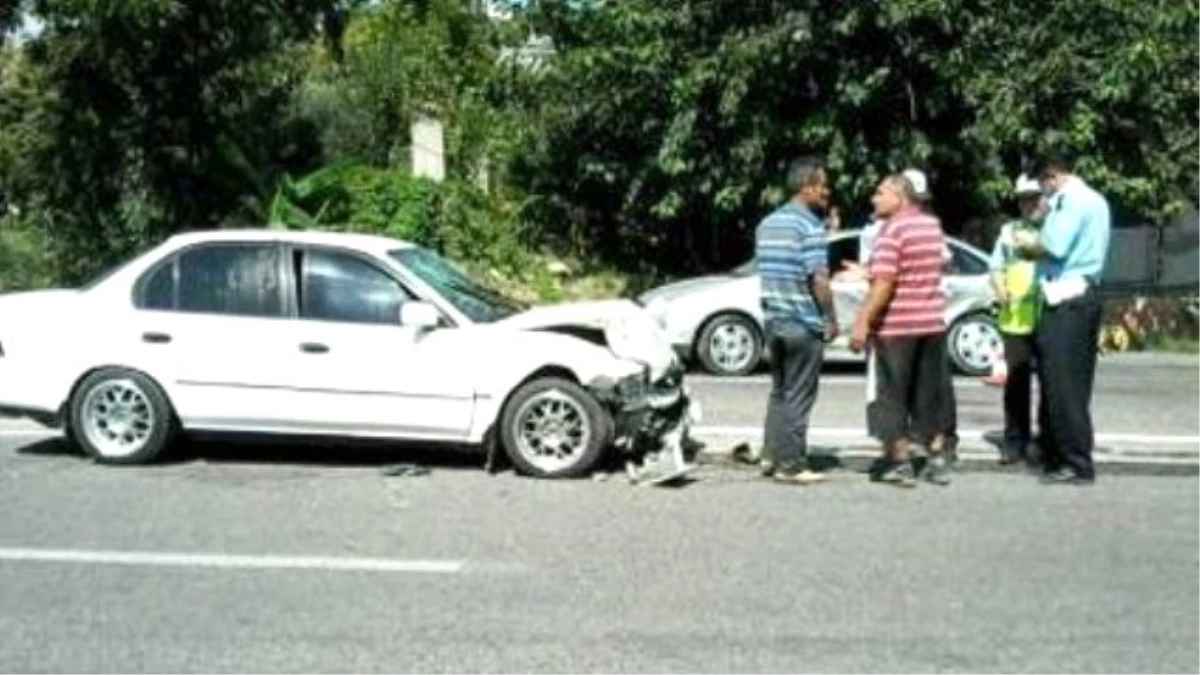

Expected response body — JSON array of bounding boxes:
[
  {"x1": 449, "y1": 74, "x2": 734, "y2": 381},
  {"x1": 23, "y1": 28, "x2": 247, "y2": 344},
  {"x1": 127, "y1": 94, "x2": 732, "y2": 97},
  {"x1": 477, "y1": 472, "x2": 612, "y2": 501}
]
[
  {"x1": 867, "y1": 333, "x2": 949, "y2": 447},
  {"x1": 1034, "y1": 288, "x2": 1102, "y2": 479},
  {"x1": 1002, "y1": 333, "x2": 1037, "y2": 450},
  {"x1": 763, "y1": 319, "x2": 824, "y2": 472}
]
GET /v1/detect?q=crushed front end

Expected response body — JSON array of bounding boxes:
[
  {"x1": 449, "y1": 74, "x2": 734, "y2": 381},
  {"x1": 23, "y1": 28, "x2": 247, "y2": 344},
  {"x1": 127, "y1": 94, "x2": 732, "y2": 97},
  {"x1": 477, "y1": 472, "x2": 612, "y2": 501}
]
[{"x1": 589, "y1": 361, "x2": 702, "y2": 484}]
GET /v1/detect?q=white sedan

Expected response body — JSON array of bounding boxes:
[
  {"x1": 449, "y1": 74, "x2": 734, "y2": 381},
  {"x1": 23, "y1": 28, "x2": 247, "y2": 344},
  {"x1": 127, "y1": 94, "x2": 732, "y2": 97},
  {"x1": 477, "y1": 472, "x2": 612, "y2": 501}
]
[
  {"x1": 636, "y1": 229, "x2": 1003, "y2": 377},
  {"x1": 0, "y1": 230, "x2": 697, "y2": 478}
]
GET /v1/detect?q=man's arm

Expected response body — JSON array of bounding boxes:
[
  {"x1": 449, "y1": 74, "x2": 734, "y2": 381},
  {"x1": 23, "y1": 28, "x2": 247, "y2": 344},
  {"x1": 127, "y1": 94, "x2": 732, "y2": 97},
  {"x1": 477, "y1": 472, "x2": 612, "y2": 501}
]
[
  {"x1": 989, "y1": 225, "x2": 1008, "y2": 301},
  {"x1": 1017, "y1": 193, "x2": 1075, "y2": 261},
  {"x1": 856, "y1": 276, "x2": 896, "y2": 332},
  {"x1": 811, "y1": 268, "x2": 838, "y2": 339},
  {"x1": 798, "y1": 222, "x2": 838, "y2": 339},
  {"x1": 850, "y1": 223, "x2": 900, "y2": 352}
]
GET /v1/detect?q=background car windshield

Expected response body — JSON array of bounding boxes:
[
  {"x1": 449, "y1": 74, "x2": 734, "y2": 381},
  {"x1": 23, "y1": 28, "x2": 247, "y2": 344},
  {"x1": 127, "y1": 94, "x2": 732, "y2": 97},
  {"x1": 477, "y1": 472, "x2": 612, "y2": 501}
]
[{"x1": 389, "y1": 247, "x2": 525, "y2": 323}]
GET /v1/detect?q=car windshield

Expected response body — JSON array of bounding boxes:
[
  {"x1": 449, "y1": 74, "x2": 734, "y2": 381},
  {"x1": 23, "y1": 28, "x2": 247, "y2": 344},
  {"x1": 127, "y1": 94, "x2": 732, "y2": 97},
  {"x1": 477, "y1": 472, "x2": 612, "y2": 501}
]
[{"x1": 389, "y1": 247, "x2": 526, "y2": 323}]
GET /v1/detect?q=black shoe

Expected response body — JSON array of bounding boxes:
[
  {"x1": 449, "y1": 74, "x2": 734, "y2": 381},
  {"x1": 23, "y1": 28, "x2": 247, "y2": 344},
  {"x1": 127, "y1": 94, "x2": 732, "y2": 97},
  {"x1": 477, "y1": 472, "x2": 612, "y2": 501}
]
[
  {"x1": 999, "y1": 445, "x2": 1024, "y2": 466},
  {"x1": 1039, "y1": 468, "x2": 1095, "y2": 486}
]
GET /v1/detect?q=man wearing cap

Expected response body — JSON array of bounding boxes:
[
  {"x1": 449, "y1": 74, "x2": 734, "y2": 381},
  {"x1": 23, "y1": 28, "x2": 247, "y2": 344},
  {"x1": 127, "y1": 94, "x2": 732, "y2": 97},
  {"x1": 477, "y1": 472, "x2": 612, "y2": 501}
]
[
  {"x1": 851, "y1": 173, "x2": 953, "y2": 487},
  {"x1": 1014, "y1": 153, "x2": 1111, "y2": 485},
  {"x1": 856, "y1": 168, "x2": 934, "y2": 269},
  {"x1": 989, "y1": 175, "x2": 1048, "y2": 466}
]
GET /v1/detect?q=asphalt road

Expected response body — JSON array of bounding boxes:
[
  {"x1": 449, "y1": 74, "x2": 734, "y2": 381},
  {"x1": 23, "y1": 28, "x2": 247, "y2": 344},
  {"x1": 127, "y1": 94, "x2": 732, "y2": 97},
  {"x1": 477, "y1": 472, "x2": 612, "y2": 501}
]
[
  {"x1": 0, "y1": 432, "x2": 1197, "y2": 673},
  {"x1": 0, "y1": 354, "x2": 1195, "y2": 672}
]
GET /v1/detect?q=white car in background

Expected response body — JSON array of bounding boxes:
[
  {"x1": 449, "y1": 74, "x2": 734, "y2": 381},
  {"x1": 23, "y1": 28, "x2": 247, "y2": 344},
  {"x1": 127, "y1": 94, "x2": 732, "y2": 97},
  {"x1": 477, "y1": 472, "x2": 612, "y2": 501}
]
[
  {"x1": 637, "y1": 229, "x2": 1002, "y2": 377},
  {"x1": 0, "y1": 230, "x2": 696, "y2": 479}
]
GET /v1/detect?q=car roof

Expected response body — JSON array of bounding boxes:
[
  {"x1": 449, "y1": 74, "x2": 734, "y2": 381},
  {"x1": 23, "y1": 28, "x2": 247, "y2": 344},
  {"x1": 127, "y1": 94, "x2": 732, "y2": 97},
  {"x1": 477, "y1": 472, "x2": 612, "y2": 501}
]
[{"x1": 165, "y1": 228, "x2": 418, "y2": 254}]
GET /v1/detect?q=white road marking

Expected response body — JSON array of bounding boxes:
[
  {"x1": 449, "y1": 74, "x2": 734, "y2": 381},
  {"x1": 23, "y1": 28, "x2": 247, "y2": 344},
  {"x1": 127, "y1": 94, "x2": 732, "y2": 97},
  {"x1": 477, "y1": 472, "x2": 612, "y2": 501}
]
[
  {"x1": 0, "y1": 547, "x2": 464, "y2": 573},
  {"x1": 692, "y1": 425, "x2": 1200, "y2": 447}
]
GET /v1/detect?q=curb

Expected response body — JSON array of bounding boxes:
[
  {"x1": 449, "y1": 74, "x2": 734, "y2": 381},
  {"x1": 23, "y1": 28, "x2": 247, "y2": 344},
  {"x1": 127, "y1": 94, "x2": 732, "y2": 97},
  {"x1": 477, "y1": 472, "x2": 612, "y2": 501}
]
[{"x1": 693, "y1": 438, "x2": 1199, "y2": 478}]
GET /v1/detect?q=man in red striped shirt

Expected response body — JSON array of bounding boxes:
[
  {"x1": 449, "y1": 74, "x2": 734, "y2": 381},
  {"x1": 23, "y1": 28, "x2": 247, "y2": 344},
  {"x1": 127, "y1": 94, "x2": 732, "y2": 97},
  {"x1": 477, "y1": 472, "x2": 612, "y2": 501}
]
[{"x1": 850, "y1": 174, "x2": 953, "y2": 487}]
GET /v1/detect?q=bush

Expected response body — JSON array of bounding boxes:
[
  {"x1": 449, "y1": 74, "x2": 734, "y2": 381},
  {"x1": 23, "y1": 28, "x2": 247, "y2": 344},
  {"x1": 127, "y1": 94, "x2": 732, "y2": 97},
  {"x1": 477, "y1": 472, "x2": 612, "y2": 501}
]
[{"x1": 0, "y1": 212, "x2": 54, "y2": 292}]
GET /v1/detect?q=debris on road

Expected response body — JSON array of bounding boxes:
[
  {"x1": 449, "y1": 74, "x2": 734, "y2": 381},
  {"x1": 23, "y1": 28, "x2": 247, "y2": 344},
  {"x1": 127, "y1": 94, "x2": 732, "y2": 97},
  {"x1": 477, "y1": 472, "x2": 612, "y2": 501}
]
[{"x1": 381, "y1": 464, "x2": 431, "y2": 478}]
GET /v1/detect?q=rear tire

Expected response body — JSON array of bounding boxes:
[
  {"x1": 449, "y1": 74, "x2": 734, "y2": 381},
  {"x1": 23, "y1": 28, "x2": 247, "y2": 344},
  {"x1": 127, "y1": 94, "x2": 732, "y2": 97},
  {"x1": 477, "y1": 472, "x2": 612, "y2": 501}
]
[
  {"x1": 695, "y1": 313, "x2": 763, "y2": 376},
  {"x1": 947, "y1": 313, "x2": 1003, "y2": 376},
  {"x1": 69, "y1": 368, "x2": 175, "y2": 465},
  {"x1": 500, "y1": 377, "x2": 612, "y2": 478}
]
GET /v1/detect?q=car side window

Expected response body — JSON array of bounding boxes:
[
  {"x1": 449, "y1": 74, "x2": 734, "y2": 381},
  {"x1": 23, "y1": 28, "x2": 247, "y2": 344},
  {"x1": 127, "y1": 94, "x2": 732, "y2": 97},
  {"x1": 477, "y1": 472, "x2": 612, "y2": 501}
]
[
  {"x1": 140, "y1": 262, "x2": 175, "y2": 310},
  {"x1": 298, "y1": 248, "x2": 414, "y2": 325},
  {"x1": 948, "y1": 243, "x2": 989, "y2": 276},
  {"x1": 134, "y1": 243, "x2": 285, "y2": 318}
]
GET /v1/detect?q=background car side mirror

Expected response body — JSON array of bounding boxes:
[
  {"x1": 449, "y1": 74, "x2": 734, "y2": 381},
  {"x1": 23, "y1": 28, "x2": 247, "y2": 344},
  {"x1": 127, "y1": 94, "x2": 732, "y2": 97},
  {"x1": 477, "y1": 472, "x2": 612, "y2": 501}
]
[{"x1": 399, "y1": 301, "x2": 440, "y2": 329}]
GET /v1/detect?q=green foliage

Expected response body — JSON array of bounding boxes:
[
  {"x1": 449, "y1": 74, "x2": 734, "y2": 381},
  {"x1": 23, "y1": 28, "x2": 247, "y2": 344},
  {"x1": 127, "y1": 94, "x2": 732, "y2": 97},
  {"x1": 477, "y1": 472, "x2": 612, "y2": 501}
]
[
  {"x1": 295, "y1": 0, "x2": 508, "y2": 176},
  {"x1": 0, "y1": 211, "x2": 54, "y2": 292},
  {"x1": 0, "y1": 0, "x2": 1195, "y2": 296},
  {"x1": 269, "y1": 163, "x2": 528, "y2": 273},
  {"x1": 513, "y1": 0, "x2": 1200, "y2": 273},
  {"x1": 7, "y1": 0, "x2": 334, "y2": 283}
]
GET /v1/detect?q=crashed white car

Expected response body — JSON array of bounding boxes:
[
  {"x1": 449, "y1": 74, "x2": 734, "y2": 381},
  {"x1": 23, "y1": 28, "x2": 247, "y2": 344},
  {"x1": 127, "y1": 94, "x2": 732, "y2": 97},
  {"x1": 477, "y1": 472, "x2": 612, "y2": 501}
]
[{"x1": 0, "y1": 230, "x2": 698, "y2": 479}]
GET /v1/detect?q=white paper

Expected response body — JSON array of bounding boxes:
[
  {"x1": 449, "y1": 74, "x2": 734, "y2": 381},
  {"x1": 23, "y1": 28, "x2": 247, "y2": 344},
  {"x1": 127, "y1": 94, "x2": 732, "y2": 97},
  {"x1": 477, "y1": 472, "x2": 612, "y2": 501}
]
[
  {"x1": 866, "y1": 346, "x2": 877, "y2": 403},
  {"x1": 1042, "y1": 277, "x2": 1088, "y2": 306}
]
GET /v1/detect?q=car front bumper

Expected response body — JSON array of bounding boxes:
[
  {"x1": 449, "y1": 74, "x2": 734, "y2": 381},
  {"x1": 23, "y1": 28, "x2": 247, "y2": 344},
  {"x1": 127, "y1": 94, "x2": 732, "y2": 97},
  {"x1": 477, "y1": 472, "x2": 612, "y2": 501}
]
[{"x1": 595, "y1": 365, "x2": 702, "y2": 484}]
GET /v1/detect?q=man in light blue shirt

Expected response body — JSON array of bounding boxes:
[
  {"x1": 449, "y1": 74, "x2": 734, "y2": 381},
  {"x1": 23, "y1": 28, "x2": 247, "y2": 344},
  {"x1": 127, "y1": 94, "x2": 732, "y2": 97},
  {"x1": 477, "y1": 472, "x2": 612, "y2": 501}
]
[{"x1": 1014, "y1": 152, "x2": 1112, "y2": 485}]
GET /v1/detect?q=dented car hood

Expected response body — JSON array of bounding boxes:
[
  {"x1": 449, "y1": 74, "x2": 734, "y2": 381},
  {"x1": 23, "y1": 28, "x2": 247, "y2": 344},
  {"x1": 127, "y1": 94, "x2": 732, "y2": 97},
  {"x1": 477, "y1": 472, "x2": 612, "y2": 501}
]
[{"x1": 495, "y1": 299, "x2": 679, "y2": 380}]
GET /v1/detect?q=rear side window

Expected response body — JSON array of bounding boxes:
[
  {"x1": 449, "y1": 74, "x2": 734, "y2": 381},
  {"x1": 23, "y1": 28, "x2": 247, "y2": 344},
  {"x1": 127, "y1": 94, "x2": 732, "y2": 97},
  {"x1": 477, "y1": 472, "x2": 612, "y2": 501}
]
[{"x1": 134, "y1": 243, "x2": 285, "y2": 318}]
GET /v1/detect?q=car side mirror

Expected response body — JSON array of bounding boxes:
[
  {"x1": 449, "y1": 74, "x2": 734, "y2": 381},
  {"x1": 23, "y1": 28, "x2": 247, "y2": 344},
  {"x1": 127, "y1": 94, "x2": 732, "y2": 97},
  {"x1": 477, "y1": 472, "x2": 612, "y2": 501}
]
[{"x1": 399, "y1": 301, "x2": 440, "y2": 329}]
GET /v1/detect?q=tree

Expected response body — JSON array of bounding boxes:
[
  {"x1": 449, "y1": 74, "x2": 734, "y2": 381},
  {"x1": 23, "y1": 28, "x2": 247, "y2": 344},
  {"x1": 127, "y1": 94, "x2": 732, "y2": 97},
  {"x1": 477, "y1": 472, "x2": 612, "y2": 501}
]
[
  {"x1": 510, "y1": 0, "x2": 1199, "y2": 273},
  {"x1": 13, "y1": 0, "x2": 337, "y2": 281}
]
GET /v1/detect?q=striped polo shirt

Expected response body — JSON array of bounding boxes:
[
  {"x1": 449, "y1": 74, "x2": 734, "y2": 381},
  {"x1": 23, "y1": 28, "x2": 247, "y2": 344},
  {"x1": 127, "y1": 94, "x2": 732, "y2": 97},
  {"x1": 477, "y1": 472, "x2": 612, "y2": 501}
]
[
  {"x1": 755, "y1": 201, "x2": 829, "y2": 334},
  {"x1": 868, "y1": 208, "x2": 946, "y2": 337}
]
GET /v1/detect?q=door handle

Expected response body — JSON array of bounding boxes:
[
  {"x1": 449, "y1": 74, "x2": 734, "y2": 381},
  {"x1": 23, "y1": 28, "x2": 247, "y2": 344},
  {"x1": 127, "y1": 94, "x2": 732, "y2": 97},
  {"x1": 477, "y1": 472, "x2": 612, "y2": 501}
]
[
  {"x1": 299, "y1": 342, "x2": 329, "y2": 354},
  {"x1": 142, "y1": 332, "x2": 172, "y2": 344}
]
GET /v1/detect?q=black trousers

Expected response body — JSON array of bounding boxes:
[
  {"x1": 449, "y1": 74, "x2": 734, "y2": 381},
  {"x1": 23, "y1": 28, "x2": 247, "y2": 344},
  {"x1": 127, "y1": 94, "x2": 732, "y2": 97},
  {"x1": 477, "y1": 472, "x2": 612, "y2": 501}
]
[
  {"x1": 762, "y1": 319, "x2": 824, "y2": 472},
  {"x1": 1002, "y1": 333, "x2": 1037, "y2": 450},
  {"x1": 1034, "y1": 288, "x2": 1102, "y2": 479}
]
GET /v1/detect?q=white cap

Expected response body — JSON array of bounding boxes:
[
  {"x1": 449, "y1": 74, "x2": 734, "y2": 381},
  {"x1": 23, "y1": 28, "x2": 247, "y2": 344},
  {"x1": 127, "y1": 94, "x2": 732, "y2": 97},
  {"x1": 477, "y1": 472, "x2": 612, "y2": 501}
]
[
  {"x1": 902, "y1": 168, "x2": 930, "y2": 199},
  {"x1": 1014, "y1": 173, "x2": 1041, "y2": 195}
]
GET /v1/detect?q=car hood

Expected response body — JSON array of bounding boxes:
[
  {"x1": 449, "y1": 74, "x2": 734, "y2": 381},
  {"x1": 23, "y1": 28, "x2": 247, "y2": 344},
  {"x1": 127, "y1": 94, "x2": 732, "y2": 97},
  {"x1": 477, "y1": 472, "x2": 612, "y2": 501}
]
[
  {"x1": 638, "y1": 274, "x2": 741, "y2": 303},
  {"x1": 495, "y1": 299, "x2": 679, "y2": 380}
]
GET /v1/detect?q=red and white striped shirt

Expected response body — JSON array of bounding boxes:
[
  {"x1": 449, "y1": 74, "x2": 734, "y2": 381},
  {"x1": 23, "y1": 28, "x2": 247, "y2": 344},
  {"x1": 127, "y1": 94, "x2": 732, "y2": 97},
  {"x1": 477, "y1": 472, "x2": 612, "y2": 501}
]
[{"x1": 868, "y1": 208, "x2": 946, "y2": 337}]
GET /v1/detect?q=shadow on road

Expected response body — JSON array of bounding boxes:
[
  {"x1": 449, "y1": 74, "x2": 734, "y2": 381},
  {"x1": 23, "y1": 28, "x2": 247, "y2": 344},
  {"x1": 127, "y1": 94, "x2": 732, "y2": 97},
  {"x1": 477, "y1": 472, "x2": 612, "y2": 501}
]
[{"x1": 15, "y1": 434, "x2": 488, "y2": 473}]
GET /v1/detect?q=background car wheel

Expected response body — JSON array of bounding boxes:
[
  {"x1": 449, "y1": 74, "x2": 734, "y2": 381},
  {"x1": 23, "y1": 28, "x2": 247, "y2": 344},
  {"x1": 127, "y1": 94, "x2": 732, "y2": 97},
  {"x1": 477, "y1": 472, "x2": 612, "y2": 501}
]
[
  {"x1": 69, "y1": 368, "x2": 176, "y2": 465},
  {"x1": 948, "y1": 313, "x2": 1004, "y2": 376},
  {"x1": 500, "y1": 377, "x2": 613, "y2": 478},
  {"x1": 696, "y1": 313, "x2": 763, "y2": 376}
]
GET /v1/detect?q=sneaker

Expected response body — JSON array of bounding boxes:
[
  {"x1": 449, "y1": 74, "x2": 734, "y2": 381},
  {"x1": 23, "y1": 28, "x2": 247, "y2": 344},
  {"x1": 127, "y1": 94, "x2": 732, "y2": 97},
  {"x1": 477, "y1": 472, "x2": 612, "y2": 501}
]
[
  {"x1": 775, "y1": 469, "x2": 827, "y2": 486},
  {"x1": 920, "y1": 455, "x2": 952, "y2": 486},
  {"x1": 758, "y1": 460, "x2": 778, "y2": 478},
  {"x1": 877, "y1": 462, "x2": 917, "y2": 488}
]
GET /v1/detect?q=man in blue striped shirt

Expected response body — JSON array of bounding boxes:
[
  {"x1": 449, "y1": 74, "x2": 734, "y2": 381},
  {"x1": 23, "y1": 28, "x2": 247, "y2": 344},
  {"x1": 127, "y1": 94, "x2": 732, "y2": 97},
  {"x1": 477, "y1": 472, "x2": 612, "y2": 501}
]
[{"x1": 755, "y1": 156, "x2": 838, "y2": 485}]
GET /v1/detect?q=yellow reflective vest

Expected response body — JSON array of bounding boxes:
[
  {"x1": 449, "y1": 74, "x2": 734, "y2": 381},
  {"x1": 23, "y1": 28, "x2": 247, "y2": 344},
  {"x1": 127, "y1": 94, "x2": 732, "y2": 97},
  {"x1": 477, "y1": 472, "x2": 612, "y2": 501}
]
[{"x1": 992, "y1": 221, "x2": 1040, "y2": 335}]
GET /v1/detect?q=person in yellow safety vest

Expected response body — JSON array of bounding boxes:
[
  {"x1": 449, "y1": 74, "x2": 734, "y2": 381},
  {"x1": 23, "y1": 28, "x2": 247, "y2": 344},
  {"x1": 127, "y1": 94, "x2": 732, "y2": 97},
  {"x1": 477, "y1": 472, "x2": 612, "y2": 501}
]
[{"x1": 989, "y1": 174, "x2": 1048, "y2": 465}]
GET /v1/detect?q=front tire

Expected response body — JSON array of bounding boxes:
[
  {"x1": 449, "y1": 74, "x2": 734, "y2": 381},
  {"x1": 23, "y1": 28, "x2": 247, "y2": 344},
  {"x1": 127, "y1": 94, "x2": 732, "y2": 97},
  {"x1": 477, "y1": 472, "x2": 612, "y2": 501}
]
[
  {"x1": 69, "y1": 368, "x2": 175, "y2": 465},
  {"x1": 500, "y1": 377, "x2": 613, "y2": 478},
  {"x1": 947, "y1": 313, "x2": 1003, "y2": 376},
  {"x1": 695, "y1": 313, "x2": 763, "y2": 376}
]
